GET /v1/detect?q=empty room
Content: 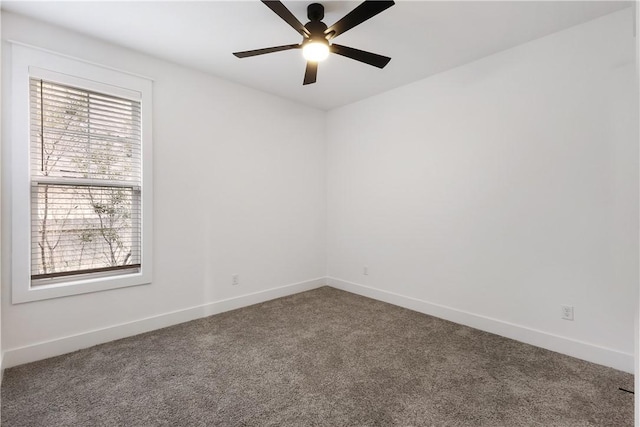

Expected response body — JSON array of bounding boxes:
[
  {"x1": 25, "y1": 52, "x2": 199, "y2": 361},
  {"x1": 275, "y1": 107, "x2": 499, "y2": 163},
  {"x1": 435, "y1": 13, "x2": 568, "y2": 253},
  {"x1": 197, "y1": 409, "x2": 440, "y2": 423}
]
[{"x1": 0, "y1": 0, "x2": 638, "y2": 426}]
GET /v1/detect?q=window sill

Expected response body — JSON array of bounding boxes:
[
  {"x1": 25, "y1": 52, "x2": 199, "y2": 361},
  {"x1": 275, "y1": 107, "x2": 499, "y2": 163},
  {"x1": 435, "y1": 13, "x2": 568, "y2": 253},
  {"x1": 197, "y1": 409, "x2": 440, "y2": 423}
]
[{"x1": 13, "y1": 271, "x2": 152, "y2": 304}]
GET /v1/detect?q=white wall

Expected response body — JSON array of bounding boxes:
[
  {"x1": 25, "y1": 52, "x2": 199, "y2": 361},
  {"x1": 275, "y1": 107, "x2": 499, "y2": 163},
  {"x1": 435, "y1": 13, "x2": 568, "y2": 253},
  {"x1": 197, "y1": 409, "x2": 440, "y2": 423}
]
[
  {"x1": 635, "y1": 2, "x2": 639, "y2": 424},
  {"x1": 0, "y1": 4, "x2": 3, "y2": 382},
  {"x1": 1, "y1": 12, "x2": 326, "y2": 365},
  {"x1": 327, "y1": 8, "x2": 638, "y2": 372}
]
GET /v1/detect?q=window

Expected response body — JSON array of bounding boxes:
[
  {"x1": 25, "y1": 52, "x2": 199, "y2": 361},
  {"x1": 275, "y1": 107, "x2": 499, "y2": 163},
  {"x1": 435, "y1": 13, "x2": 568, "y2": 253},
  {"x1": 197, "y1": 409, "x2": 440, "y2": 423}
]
[
  {"x1": 30, "y1": 79, "x2": 142, "y2": 284},
  {"x1": 11, "y1": 44, "x2": 152, "y2": 303}
]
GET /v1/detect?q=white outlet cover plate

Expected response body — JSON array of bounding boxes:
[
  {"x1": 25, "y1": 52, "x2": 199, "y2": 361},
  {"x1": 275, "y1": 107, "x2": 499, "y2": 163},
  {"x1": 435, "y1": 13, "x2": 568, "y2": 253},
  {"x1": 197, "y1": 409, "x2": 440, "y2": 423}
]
[{"x1": 561, "y1": 305, "x2": 574, "y2": 321}]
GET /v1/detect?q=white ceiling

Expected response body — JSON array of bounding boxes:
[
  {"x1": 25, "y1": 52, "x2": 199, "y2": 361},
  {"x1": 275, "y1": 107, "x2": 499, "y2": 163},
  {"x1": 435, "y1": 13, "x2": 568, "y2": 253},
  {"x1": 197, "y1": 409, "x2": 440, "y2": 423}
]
[{"x1": 2, "y1": 1, "x2": 631, "y2": 110}]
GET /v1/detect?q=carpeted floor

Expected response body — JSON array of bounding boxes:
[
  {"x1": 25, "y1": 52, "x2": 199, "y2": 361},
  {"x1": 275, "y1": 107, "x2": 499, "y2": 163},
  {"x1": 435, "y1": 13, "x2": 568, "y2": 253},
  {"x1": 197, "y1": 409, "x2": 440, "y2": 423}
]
[{"x1": 1, "y1": 286, "x2": 634, "y2": 426}]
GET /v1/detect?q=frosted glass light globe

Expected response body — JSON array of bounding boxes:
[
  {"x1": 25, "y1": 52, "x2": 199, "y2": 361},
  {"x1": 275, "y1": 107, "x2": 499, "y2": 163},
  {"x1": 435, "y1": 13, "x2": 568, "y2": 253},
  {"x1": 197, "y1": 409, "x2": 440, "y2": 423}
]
[{"x1": 302, "y1": 41, "x2": 330, "y2": 62}]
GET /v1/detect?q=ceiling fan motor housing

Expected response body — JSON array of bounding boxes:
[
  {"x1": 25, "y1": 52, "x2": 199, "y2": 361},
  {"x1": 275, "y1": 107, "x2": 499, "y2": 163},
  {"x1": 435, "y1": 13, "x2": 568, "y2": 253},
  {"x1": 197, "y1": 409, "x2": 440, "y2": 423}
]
[
  {"x1": 304, "y1": 21, "x2": 328, "y2": 41},
  {"x1": 305, "y1": 3, "x2": 328, "y2": 42}
]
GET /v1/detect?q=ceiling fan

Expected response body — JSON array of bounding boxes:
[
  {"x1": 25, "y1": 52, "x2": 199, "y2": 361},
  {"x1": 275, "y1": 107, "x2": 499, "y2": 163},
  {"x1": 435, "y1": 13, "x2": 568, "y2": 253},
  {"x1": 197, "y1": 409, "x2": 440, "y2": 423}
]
[{"x1": 233, "y1": 1, "x2": 395, "y2": 85}]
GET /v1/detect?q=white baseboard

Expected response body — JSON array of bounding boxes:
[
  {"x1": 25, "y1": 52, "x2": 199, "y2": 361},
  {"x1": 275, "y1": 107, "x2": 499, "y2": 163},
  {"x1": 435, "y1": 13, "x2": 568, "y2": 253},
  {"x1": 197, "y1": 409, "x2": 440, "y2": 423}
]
[
  {"x1": 4, "y1": 276, "x2": 633, "y2": 374},
  {"x1": 2, "y1": 277, "x2": 326, "y2": 369},
  {"x1": 327, "y1": 277, "x2": 634, "y2": 373}
]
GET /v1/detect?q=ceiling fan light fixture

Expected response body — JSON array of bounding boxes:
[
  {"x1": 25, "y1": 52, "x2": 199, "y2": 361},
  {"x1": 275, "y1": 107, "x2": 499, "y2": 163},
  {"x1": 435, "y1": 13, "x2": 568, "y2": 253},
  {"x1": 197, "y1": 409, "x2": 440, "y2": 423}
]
[
  {"x1": 302, "y1": 40, "x2": 330, "y2": 62},
  {"x1": 232, "y1": 1, "x2": 395, "y2": 84}
]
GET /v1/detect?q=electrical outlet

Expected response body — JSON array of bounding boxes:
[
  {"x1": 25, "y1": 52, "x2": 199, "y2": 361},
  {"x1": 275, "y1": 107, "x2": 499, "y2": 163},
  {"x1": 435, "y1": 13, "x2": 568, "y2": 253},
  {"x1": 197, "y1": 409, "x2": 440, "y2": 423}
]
[
  {"x1": 363, "y1": 266, "x2": 369, "y2": 275},
  {"x1": 232, "y1": 274, "x2": 239, "y2": 286},
  {"x1": 561, "y1": 305, "x2": 574, "y2": 321}
]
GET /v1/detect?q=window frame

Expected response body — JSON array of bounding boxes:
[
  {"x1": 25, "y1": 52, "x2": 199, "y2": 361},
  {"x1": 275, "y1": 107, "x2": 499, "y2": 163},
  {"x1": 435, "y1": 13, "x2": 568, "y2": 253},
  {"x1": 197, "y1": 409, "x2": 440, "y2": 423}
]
[{"x1": 10, "y1": 43, "x2": 153, "y2": 303}]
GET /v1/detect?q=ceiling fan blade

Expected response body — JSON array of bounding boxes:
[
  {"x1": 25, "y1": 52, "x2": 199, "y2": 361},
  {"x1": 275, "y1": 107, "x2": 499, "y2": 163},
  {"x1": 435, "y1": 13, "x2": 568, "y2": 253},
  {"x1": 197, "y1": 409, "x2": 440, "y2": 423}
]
[
  {"x1": 262, "y1": 1, "x2": 310, "y2": 38},
  {"x1": 303, "y1": 61, "x2": 318, "y2": 85},
  {"x1": 324, "y1": 1, "x2": 394, "y2": 39},
  {"x1": 233, "y1": 43, "x2": 300, "y2": 58},
  {"x1": 330, "y1": 44, "x2": 391, "y2": 69}
]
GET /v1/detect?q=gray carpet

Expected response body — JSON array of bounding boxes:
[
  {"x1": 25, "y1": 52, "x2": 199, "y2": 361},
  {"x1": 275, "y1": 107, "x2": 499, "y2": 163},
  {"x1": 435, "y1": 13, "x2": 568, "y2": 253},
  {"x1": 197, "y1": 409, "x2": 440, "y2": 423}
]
[{"x1": 1, "y1": 286, "x2": 634, "y2": 426}]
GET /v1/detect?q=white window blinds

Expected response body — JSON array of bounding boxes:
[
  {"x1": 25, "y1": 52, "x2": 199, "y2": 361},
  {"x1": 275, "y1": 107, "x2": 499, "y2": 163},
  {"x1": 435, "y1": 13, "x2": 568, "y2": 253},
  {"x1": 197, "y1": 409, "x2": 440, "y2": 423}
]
[{"x1": 30, "y1": 78, "x2": 142, "y2": 283}]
